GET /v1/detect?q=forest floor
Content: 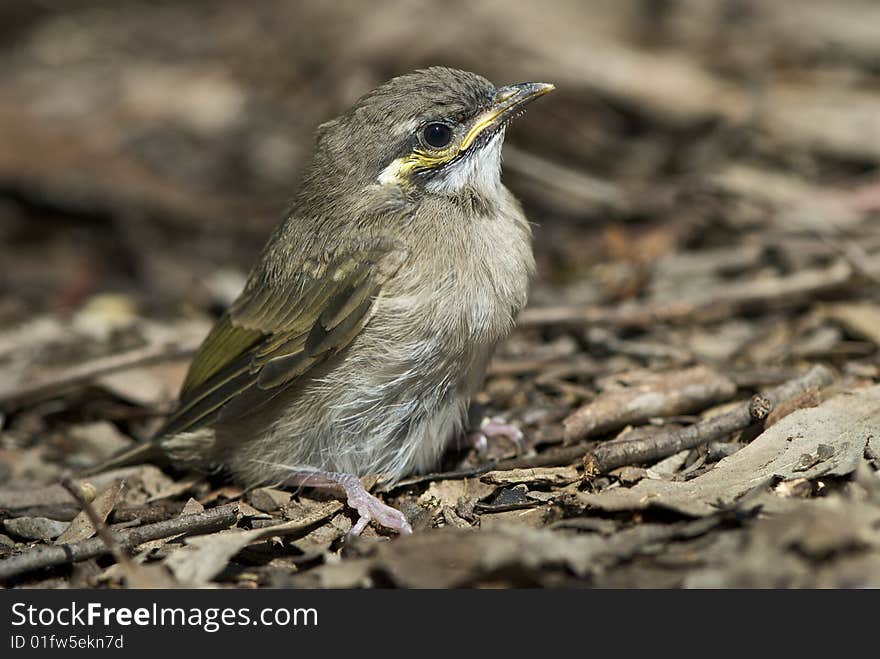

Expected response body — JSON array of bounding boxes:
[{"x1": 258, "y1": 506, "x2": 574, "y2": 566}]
[{"x1": 1, "y1": 0, "x2": 879, "y2": 588}]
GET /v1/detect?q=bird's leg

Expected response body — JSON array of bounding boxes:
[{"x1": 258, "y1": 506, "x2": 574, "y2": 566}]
[
  {"x1": 282, "y1": 470, "x2": 412, "y2": 536},
  {"x1": 467, "y1": 415, "x2": 525, "y2": 456}
]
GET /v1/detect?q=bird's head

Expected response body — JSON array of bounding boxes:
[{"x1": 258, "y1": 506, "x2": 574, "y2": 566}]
[{"x1": 307, "y1": 67, "x2": 554, "y2": 200}]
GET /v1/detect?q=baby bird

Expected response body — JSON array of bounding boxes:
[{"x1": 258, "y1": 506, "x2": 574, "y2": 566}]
[{"x1": 97, "y1": 68, "x2": 553, "y2": 535}]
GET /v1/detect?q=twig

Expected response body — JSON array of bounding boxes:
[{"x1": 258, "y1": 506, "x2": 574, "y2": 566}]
[
  {"x1": 518, "y1": 260, "x2": 855, "y2": 330},
  {"x1": 764, "y1": 387, "x2": 824, "y2": 427},
  {"x1": 0, "y1": 340, "x2": 199, "y2": 407},
  {"x1": 582, "y1": 365, "x2": 835, "y2": 478},
  {"x1": 563, "y1": 365, "x2": 737, "y2": 443},
  {"x1": 61, "y1": 477, "x2": 133, "y2": 574},
  {"x1": 495, "y1": 442, "x2": 597, "y2": 470},
  {"x1": 377, "y1": 463, "x2": 496, "y2": 493},
  {"x1": 0, "y1": 503, "x2": 239, "y2": 582}
]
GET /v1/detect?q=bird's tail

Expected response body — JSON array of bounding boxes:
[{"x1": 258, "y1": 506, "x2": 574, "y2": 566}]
[{"x1": 79, "y1": 441, "x2": 167, "y2": 477}]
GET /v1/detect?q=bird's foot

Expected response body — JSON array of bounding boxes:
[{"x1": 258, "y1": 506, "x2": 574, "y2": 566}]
[
  {"x1": 283, "y1": 470, "x2": 412, "y2": 536},
  {"x1": 468, "y1": 415, "x2": 525, "y2": 456}
]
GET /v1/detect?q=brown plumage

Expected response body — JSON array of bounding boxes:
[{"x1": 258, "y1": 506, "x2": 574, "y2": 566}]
[{"x1": 91, "y1": 67, "x2": 553, "y2": 534}]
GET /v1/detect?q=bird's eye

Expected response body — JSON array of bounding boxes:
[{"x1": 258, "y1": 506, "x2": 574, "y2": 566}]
[{"x1": 422, "y1": 122, "x2": 453, "y2": 148}]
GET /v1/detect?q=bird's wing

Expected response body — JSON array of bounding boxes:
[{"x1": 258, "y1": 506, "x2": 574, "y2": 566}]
[{"x1": 157, "y1": 238, "x2": 407, "y2": 437}]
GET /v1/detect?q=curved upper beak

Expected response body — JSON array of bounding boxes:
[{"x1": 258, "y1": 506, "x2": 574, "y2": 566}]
[{"x1": 460, "y1": 81, "x2": 555, "y2": 151}]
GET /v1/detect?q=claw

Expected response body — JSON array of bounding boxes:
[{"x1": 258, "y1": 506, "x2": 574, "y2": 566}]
[
  {"x1": 468, "y1": 416, "x2": 525, "y2": 456},
  {"x1": 283, "y1": 470, "x2": 412, "y2": 536},
  {"x1": 343, "y1": 474, "x2": 412, "y2": 536}
]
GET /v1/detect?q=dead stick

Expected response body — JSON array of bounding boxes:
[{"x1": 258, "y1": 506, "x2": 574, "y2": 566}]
[
  {"x1": 583, "y1": 365, "x2": 834, "y2": 478},
  {"x1": 381, "y1": 442, "x2": 601, "y2": 490},
  {"x1": 61, "y1": 477, "x2": 134, "y2": 574},
  {"x1": 518, "y1": 261, "x2": 854, "y2": 330},
  {"x1": 0, "y1": 503, "x2": 239, "y2": 582},
  {"x1": 563, "y1": 365, "x2": 737, "y2": 442},
  {"x1": 378, "y1": 463, "x2": 496, "y2": 492},
  {"x1": 495, "y1": 442, "x2": 597, "y2": 471},
  {"x1": 0, "y1": 340, "x2": 199, "y2": 407}
]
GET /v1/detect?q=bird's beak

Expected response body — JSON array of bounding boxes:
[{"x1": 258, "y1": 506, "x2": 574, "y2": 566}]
[{"x1": 460, "y1": 81, "x2": 555, "y2": 151}]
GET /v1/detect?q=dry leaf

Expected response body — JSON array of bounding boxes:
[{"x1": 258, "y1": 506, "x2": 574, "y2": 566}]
[
  {"x1": 164, "y1": 501, "x2": 341, "y2": 585},
  {"x1": 55, "y1": 481, "x2": 123, "y2": 545}
]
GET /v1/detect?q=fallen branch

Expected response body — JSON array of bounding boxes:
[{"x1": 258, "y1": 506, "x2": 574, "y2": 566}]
[
  {"x1": 0, "y1": 503, "x2": 239, "y2": 582},
  {"x1": 563, "y1": 365, "x2": 737, "y2": 443},
  {"x1": 582, "y1": 365, "x2": 835, "y2": 478},
  {"x1": 518, "y1": 260, "x2": 855, "y2": 330},
  {"x1": 495, "y1": 442, "x2": 597, "y2": 471},
  {"x1": 61, "y1": 477, "x2": 132, "y2": 572}
]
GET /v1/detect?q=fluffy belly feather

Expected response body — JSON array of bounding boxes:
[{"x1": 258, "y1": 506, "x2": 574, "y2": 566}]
[
  {"x1": 214, "y1": 331, "x2": 492, "y2": 486},
  {"x1": 211, "y1": 203, "x2": 532, "y2": 486}
]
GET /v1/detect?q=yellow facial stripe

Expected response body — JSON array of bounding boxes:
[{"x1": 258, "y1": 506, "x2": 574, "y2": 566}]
[
  {"x1": 459, "y1": 108, "x2": 504, "y2": 151},
  {"x1": 378, "y1": 117, "x2": 498, "y2": 186},
  {"x1": 377, "y1": 151, "x2": 453, "y2": 185},
  {"x1": 377, "y1": 110, "x2": 507, "y2": 186}
]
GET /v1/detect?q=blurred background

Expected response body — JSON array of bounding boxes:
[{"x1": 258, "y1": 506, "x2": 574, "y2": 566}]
[
  {"x1": 3, "y1": 0, "x2": 878, "y2": 319},
  {"x1": 3, "y1": 0, "x2": 880, "y2": 456},
  {"x1": 1, "y1": 0, "x2": 880, "y2": 589}
]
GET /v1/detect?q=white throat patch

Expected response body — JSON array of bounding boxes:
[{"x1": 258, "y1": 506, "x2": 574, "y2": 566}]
[{"x1": 425, "y1": 129, "x2": 505, "y2": 196}]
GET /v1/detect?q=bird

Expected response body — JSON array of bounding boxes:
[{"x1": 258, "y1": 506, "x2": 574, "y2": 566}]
[{"x1": 90, "y1": 67, "x2": 554, "y2": 535}]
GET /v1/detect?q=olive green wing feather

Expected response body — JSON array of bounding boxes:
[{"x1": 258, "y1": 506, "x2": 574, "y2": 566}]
[{"x1": 156, "y1": 241, "x2": 406, "y2": 438}]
